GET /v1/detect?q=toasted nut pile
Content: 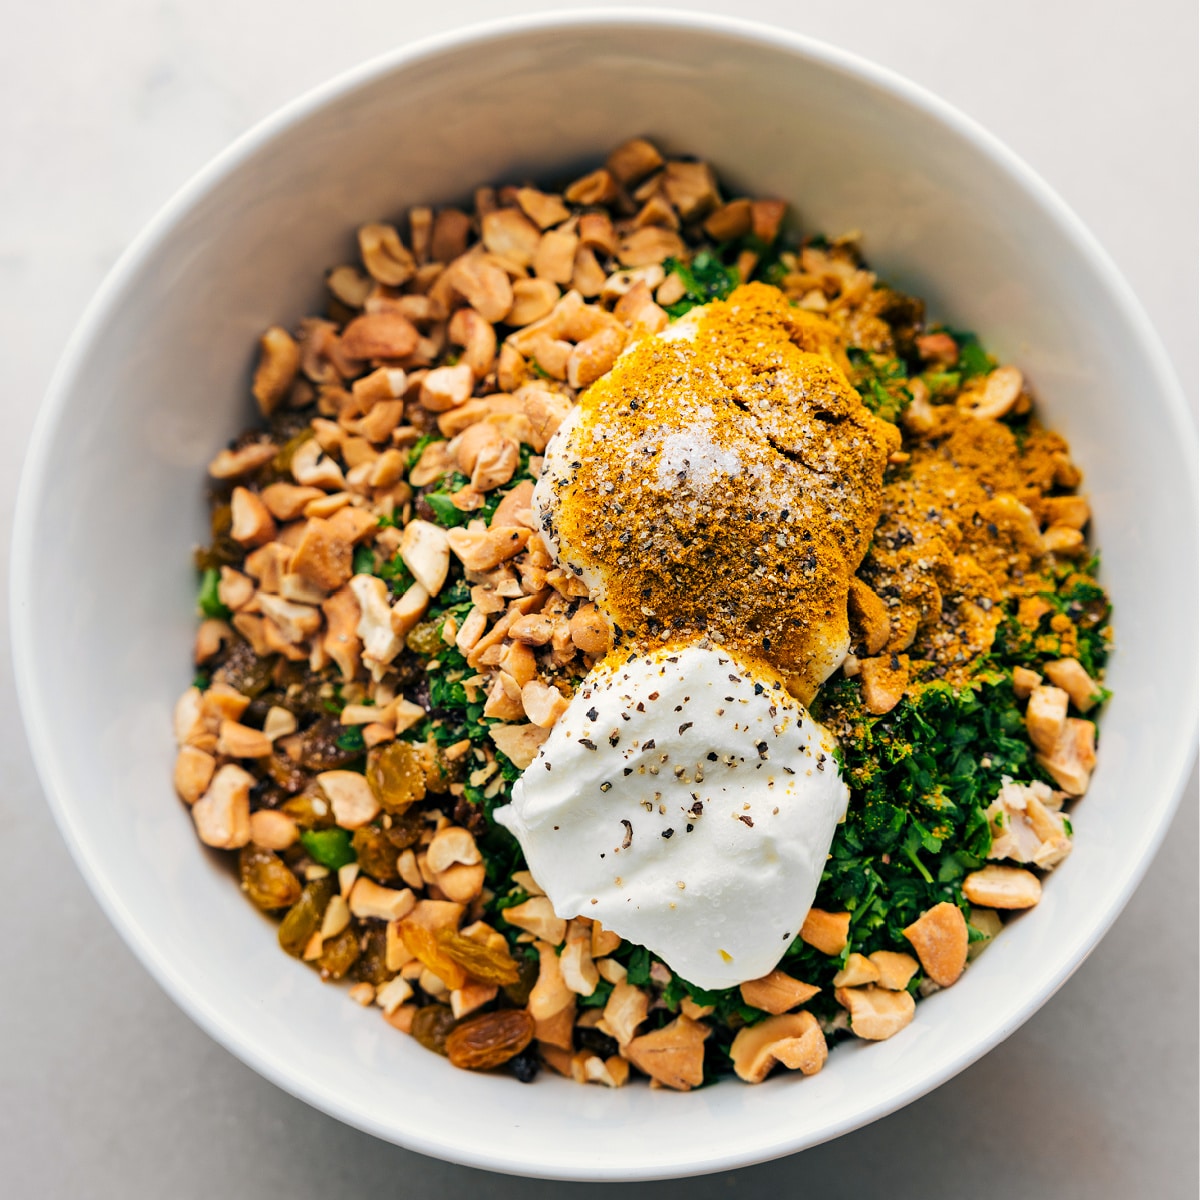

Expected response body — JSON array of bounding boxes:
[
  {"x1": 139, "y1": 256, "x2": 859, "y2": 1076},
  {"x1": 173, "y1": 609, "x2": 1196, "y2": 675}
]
[{"x1": 177, "y1": 138, "x2": 1108, "y2": 1089}]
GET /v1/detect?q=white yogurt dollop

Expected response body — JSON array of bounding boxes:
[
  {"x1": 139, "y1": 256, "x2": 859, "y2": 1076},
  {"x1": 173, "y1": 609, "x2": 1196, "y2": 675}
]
[{"x1": 494, "y1": 643, "x2": 849, "y2": 990}]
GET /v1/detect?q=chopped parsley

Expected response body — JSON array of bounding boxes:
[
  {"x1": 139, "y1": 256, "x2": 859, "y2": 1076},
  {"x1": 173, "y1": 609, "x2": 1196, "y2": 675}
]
[
  {"x1": 947, "y1": 328, "x2": 993, "y2": 381},
  {"x1": 662, "y1": 250, "x2": 740, "y2": 318},
  {"x1": 335, "y1": 725, "x2": 366, "y2": 755},
  {"x1": 846, "y1": 348, "x2": 912, "y2": 423}
]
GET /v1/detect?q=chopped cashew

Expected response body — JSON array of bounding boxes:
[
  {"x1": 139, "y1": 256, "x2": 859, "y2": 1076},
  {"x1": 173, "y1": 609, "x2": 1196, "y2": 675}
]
[
  {"x1": 217, "y1": 720, "x2": 272, "y2": 759},
  {"x1": 625, "y1": 1015, "x2": 710, "y2": 1091},
  {"x1": 529, "y1": 939, "x2": 574, "y2": 1022},
  {"x1": 520, "y1": 680, "x2": 569, "y2": 728},
  {"x1": 248, "y1": 809, "x2": 298, "y2": 851},
  {"x1": 489, "y1": 722, "x2": 549, "y2": 769},
  {"x1": 601, "y1": 982, "x2": 652, "y2": 1048},
  {"x1": 831, "y1": 953, "x2": 881, "y2": 989},
  {"x1": 1043, "y1": 658, "x2": 1101, "y2": 713},
  {"x1": 859, "y1": 654, "x2": 910, "y2": 715},
  {"x1": 730, "y1": 1011, "x2": 827, "y2": 1083},
  {"x1": 958, "y1": 365, "x2": 1023, "y2": 420},
  {"x1": 868, "y1": 951, "x2": 920, "y2": 991},
  {"x1": 426, "y1": 826, "x2": 481, "y2": 873},
  {"x1": 1025, "y1": 685, "x2": 1069, "y2": 754},
  {"x1": 173, "y1": 745, "x2": 215, "y2": 805},
  {"x1": 739, "y1": 968, "x2": 820, "y2": 1014},
  {"x1": 962, "y1": 864, "x2": 1043, "y2": 909},
  {"x1": 348, "y1": 878, "x2": 414, "y2": 922},
  {"x1": 317, "y1": 770, "x2": 380, "y2": 829},
  {"x1": 836, "y1": 985, "x2": 916, "y2": 1041},
  {"x1": 290, "y1": 517, "x2": 353, "y2": 591},
  {"x1": 986, "y1": 778, "x2": 1072, "y2": 870},
  {"x1": 902, "y1": 901, "x2": 968, "y2": 987},
  {"x1": 191, "y1": 764, "x2": 254, "y2": 849},
  {"x1": 399, "y1": 520, "x2": 450, "y2": 596},
  {"x1": 256, "y1": 593, "x2": 321, "y2": 644},
  {"x1": 252, "y1": 326, "x2": 300, "y2": 417},
  {"x1": 446, "y1": 525, "x2": 530, "y2": 571},
  {"x1": 350, "y1": 574, "x2": 403, "y2": 667},
  {"x1": 1037, "y1": 717, "x2": 1097, "y2": 796},
  {"x1": 433, "y1": 862, "x2": 486, "y2": 903},
  {"x1": 1012, "y1": 665, "x2": 1042, "y2": 700},
  {"x1": 230, "y1": 487, "x2": 276, "y2": 548},
  {"x1": 560, "y1": 923, "x2": 600, "y2": 997},
  {"x1": 208, "y1": 441, "x2": 276, "y2": 480},
  {"x1": 501, "y1": 895, "x2": 565, "y2": 945},
  {"x1": 799, "y1": 908, "x2": 851, "y2": 956}
]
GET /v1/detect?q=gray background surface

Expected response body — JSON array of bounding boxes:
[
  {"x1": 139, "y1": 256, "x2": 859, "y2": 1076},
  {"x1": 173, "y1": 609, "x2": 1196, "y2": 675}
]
[{"x1": 2, "y1": 1, "x2": 1196, "y2": 1196}]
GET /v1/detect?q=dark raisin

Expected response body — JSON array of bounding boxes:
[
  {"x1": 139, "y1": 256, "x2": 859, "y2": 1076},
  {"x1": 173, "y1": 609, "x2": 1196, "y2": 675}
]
[
  {"x1": 509, "y1": 1048, "x2": 540, "y2": 1083},
  {"x1": 576, "y1": 1026, "x2": 619, "y2": 1059}
]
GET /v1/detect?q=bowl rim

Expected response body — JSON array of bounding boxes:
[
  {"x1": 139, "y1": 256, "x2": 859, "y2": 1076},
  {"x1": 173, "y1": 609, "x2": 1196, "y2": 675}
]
[{"x1": 11, "y1": 5, "x2": 1198, "y2": 1181}]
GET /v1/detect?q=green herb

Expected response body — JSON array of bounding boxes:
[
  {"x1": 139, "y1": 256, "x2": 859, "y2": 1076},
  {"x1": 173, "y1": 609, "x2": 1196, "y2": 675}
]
[
  {"x1": 806, "y1": 677, "x2": 1040, "y2": 974},
  {"x1": 424, "y1": 490, "x2": 469, "y2": 528},
  {"x1": 335, "y1": 726, "x2": 366, "y2": 754},
  {"x1": 378, "y1": 554, "x2": 415, "y2": 593},
  {"x1": 923, "y1": 370, "x2": 962, "y2": 398},
  {"x1": 623, "y1": 945, "x2": 652, "y2": 986},
  {"x1": 352, "y1": 544, "x2": 375, "y2": 576},
  {"x1": 197, "y1": 567, "x2": 231, "y2": 619},
  {"x1": 846, "y1": 348, "x2": 912, "y2": 423},
  {"x1": 662, "y1": 250, "x2": 740, "y2": 318},
  {"x1": 578, "y1": 978, "x2": 615, "y2": 1009},
  {"x1": 947, "y1": 329, "x2": 993, "y2": 381},
  {"x1": 299, "y1": 828, "x2": 357, "y2": 870},
  {"x1": 408, "y1": 433, "x2": 441, "y2": 470},
  {"x1": 191, "y1": 671, "x2": 210, "y2": 691}
]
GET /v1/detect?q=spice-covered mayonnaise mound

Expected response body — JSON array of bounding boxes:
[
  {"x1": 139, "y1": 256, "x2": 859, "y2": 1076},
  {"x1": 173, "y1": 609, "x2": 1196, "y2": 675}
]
[
  {"x1": 494, "y1": 643, "x2": 849, "y2": 990},
  {"x1": 535, "y1": 282, "x2": 900, "y2": 703}
]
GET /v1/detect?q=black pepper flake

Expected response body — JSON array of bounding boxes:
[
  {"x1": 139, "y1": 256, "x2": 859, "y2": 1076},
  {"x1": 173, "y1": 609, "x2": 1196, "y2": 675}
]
[
  {"x1": 586, "y1": 707, "x2": 598, "y2": 722},
  {"x1": 623, "y1": 767, "x2": 633, "y2": 776},
  {"x1": 753, "y1": 683, "x2": 765, "y2": 695},
  {"x1": 600, "y1": 781, "x2": 612, "y2": 792},
  {"x1": 620, "y1": 820, "x2": 633, "y2": 849},
  {"x1": 608, "y1": 732, "x2": 620, "y2": 747},
  {"x1": 579, "y1": 738, "x2": 597, "y2": 751},
  {"x1": 738, "y1": 814, "x2": 754, "y2": 827},
  {"x1": 643, "y1": 739, "x2": 656, "y2": 750},
  {"x1": 756, "y1": 741, "x2": 769, "y2": 760},
  {"x1": 678, "y1": 722, "x2": 693, "y2": 735},
  {"x1": 662, "y1": 828, "x2": 674, "y2": 839},
  {"x1": 686, "y1": 823, "x2": 694, "y2": 833},
  {"x1": 707, "y1": 752, "x2": 718, "y2": 761}
]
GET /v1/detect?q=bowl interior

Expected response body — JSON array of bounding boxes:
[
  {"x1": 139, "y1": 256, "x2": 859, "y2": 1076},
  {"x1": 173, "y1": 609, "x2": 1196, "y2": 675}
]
[{"x1": 12, "y1": 13, "x2": 1197, "y2": 1181}]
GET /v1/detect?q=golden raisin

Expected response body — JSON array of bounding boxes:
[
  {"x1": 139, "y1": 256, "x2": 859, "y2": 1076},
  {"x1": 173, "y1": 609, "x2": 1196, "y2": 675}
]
[
  {"x1": 411, "y1": 1004, "x2": 458, "y2": 1056},
  {"x1": 398, "y1": 920, "x2": 467, "y2": 990},
  {"x1": 277, "y1": 877, "x2": 335, "y2": 958},
  {"x1": 317, "y1": 925, "x2": 361, "y2": 981},
  {"x1": 435, "y1": 928, "x2": 521, "y2": 987},
  {"x1": 445, "y1": 1009, "x2": 535, "y2": 1071},
  {"x1": 366, "y1": 741, "x2": 428, "y2": 814},
  {"x1": 239, "y1": 846, "x2": 302, "y2": 911}
]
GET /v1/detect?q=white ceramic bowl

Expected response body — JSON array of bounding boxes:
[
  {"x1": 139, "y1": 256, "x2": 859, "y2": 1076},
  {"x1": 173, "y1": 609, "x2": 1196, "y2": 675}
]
[{"x1": 12, "y1": 9, "x2": 1197, "y2": 1182}]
